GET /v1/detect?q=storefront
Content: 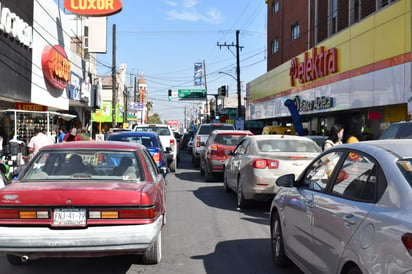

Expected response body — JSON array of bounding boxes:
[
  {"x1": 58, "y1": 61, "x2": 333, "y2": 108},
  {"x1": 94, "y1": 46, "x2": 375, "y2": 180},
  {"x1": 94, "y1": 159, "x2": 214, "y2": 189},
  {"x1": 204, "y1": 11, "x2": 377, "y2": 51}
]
[{"x1": 247, "y1": 0, "x2": 410, "y2": 140}]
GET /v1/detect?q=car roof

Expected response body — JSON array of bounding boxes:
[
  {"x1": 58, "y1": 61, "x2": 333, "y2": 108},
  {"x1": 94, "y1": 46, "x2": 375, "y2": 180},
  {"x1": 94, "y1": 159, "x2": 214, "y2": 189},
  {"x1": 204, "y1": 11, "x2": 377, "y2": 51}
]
[
  {"x1": 338, "y1": 139, "x2": 412, "y2": 158},
  {"x1": 135, "y1": 124, "x2": 169, "y2": 127},
  {"x1": 108, "y1": 131, "x2": 157, "y2": 138},
  {"x1": 211, "y1": 130, "x2": 253, "y2": 135},
  {"x1": 248, "y1": 135, "x2": 315, "y2": 141},
  {"x1": 40, "y1": 141, "x2": 146, "y2": 151}
]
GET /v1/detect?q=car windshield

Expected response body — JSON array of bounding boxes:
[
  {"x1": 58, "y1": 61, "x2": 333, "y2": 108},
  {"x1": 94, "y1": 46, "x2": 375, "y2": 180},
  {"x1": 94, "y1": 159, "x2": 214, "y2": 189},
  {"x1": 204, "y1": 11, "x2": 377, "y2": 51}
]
[
  {"x1": 198, "y1": 125, "x2": 234, "y2": 135},
  {"x1": 136, "y1": 127, "x2": 170, "y2": 136},
  {"x1": 397, "y1": 159, "x2": 412, "y2": 187},
  {"x1": 20, "y1": 150, "x2": 144, "y2": 182},
  {"x1": 257, "y1": 139, "x2": 321, "y2": 153}
]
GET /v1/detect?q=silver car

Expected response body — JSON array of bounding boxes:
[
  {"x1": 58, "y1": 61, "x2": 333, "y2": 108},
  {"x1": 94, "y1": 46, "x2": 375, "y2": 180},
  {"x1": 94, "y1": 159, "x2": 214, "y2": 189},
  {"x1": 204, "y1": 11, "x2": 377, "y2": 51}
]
[
  {"x1": 270, "y1": 139, "x2": 412, "y2": 273},
  {"x1": 224, "y1": 135, "x2": 321, "y2": 208}
]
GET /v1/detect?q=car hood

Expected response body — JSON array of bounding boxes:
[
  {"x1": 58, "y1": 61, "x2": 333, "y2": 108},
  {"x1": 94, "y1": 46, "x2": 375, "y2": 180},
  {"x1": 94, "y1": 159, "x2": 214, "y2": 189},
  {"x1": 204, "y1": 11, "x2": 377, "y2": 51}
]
[{"x1": 0, "y1": 181, "x2": 156, "y2": 206}]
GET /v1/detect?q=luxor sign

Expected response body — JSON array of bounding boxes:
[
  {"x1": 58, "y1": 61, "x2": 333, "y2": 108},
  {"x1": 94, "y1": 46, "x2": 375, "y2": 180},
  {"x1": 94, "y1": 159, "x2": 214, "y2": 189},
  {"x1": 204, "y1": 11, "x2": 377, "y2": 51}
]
[
  {"x1": 64, "y1": 0, "x2": 123, "y2": 16},
  {"x1": 41, "y1": 45, "x2": 70, "y2": 90},
  {"x1": 290, "y1": 46, "x2": 338, "y2": 86}
]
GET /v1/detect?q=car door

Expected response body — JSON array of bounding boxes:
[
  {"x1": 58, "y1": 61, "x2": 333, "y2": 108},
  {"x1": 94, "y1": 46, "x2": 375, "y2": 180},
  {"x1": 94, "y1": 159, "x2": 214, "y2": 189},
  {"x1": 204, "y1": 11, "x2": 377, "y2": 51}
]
[
  {"x1": 283, "y1": 150, "x2": 344, "y2": 273},
  {"x1": 225, "y1": 139, "x2": 249, "y2": 190},
  {"x1": 311, "y1": 150, "x2": 377, "y2": 273}
]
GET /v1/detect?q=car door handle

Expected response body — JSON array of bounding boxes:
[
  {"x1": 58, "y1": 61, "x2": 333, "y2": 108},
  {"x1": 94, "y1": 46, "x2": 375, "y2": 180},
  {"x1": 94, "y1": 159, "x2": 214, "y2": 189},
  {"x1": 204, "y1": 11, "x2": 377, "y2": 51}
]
[{"x1": 343, "y1": 214, "x2": 357, "y2": 226}]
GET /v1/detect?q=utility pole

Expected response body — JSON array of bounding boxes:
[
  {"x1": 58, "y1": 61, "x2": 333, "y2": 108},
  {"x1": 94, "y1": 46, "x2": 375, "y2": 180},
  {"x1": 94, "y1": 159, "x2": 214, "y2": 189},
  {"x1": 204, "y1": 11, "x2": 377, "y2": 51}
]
[
  {"x1": 111, "y1": 24, "x2": 117, "y2": 128},
  {"x1": 203, "y1": 60, "x2": 208, "y2": 119},
  {"x1": 217, "y1": 30, "x2": 243, "y2": 119}
]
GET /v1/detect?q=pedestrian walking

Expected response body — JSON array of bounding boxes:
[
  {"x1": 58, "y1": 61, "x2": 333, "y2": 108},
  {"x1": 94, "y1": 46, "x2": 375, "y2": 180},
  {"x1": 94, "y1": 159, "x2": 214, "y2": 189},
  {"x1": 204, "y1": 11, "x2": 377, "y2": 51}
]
[
  {"x1": 27, "y1": 128, "x2": 53, "y2": 156},
  {"x1": 323, "y1": 124, "x2": 344, "y2": 151},
  {"x1": 63, "y1": 128, "x2": 82, "y2": 142}
]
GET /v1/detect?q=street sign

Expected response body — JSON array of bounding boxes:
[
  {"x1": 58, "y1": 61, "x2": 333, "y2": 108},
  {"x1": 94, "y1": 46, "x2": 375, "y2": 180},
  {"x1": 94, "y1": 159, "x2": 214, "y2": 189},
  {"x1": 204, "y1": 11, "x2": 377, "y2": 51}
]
[{"x1": 178, "y1": 89, "x2": 206, "y2": 100}]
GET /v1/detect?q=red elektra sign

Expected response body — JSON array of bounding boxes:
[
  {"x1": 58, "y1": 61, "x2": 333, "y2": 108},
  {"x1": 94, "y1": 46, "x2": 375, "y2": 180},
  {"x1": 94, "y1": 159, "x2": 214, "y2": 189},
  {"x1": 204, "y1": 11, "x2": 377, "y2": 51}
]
[
  {"x1": 64, "y1": 0, "x2": 123, "y2": 16},
  {"x1": 41, "y1": 45, "x2": 70, "y2": 90},
  {"x1": 289, "y1": 46, "x2": 338, "y2": 86}
]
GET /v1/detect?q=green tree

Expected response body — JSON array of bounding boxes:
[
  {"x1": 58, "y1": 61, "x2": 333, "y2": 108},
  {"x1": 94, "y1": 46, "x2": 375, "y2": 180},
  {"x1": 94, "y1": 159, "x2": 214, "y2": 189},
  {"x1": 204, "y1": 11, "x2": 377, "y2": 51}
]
[{"x1": 147, "y1": 113, "x2": 162, "y2": 124}]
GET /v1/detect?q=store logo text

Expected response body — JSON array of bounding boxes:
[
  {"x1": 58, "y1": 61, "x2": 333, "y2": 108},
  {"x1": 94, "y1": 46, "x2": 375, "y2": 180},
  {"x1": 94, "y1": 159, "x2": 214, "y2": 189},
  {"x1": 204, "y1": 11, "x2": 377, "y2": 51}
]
[
  {"x1": 290, "y1": 46, "x2": 338, "y2": 86},
  {"x1": 0, "y1": 2, "x2": 33, "y2": 48},
  {"x1": 294, "y1": 96, "x2": 334, "y2": 112}
]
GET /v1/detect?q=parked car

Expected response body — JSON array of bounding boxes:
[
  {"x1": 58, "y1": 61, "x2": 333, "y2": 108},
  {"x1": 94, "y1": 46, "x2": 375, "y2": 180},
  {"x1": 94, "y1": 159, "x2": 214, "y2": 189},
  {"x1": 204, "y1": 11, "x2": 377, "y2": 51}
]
[
  {"x1": 224, "y1": 135, "x2": 321, "y2": 208},
  {"x1": 305, "y1": 135, "x2": 327, "y2": 148},
  {"x1": 270, "y1": 139, "x2": 412, "y2": 273},
  {"x1": 200, "y1": 130, "x2": 253, "y2": 181},
  {"x1": 134, "y1": 124, "x2": 178, "y2": 172},
  {"x1": 0, "y1": 141, "x2": 166, "y2": 265},
  {"x1": 107, "y1": 131, "x2": 168, "y2": 174},
  {"x1": 192, "y1": 123, "x2": 235, "y2": 167},
  {"x1": 379, "y1": 120, "x2": 412, "y2": 139}
]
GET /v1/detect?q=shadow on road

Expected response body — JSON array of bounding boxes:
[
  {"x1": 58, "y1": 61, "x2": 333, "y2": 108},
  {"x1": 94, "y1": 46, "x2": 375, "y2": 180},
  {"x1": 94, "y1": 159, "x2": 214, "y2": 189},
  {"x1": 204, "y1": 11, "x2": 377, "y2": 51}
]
[{"x1": 191, "y1": 238, "x2": 303, "y2": 274}]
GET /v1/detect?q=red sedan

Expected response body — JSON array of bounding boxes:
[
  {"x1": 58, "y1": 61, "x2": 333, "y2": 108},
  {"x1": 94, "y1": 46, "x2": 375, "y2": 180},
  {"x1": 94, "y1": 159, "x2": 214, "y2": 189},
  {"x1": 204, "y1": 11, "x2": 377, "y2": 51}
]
[{"x1": 0, "y1": 141, "x2": 166, "y2": 265}]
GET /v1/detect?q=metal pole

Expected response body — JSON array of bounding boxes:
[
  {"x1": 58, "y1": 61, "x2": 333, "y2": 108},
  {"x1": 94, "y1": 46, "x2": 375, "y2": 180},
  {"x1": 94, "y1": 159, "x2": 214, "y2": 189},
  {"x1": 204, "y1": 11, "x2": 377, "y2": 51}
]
[
  {"x1": 111, "y1": 24, "x2": 117, "y2": 128},
  {"x1": 236, "y1": 30, "x2": 241, "y2": 119}
]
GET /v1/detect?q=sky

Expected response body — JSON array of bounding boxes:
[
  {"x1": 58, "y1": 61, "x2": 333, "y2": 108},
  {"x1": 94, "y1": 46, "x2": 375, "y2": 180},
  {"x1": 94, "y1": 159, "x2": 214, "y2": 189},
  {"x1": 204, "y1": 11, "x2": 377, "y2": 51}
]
[{"x1": 75, "y1": 0, "x2": 267, "y2": 124}]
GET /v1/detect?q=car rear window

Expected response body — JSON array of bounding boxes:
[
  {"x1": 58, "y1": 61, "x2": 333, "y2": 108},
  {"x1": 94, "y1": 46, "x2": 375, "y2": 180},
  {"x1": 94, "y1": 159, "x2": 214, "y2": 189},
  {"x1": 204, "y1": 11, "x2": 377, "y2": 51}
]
[
  {"x1": 198, "y1": 125, "x2": 234, "y2": 135},
  {"x1": 257, "y1": 139, "x2": 321, "y2": 153},
  {"x1": 380, "y1": 123, "x2": 412, "y2": 139},
  {"x1": 397, "y1": 160, "x2": 412, "y2": 187},
  {"x1": 214, "y1": 134, "x2": 248, "y2": 146},
  {"x1": 108, "y1": 135, "x2": 156, "y2": 147},
  {"x1": 136, "y1": 126, "x2": 170, "y2": 136}
]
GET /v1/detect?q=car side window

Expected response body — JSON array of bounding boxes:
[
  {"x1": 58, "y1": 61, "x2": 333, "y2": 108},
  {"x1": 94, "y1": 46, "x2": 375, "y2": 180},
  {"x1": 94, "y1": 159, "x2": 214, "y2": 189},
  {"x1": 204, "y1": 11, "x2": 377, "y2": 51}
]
[
  {"x1": 234, "y1": 139, "x2": 249, "y2": 155},
  {"x1": 141, "y1": 149, "x2": 158, "y2": 181},
  {"x1": 302, "y1": 151, "x2": 343, "y2": 192},
  {"x1": 331, "y1": 151, "x2": 377, "y2": 202}
]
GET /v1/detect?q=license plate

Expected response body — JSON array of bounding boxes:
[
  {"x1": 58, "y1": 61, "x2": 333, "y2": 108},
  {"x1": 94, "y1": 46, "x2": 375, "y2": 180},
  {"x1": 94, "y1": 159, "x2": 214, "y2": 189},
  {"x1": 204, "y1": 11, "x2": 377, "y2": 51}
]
[{"x1": 53, "y1": 208, "x2": 86, "y2": 226}]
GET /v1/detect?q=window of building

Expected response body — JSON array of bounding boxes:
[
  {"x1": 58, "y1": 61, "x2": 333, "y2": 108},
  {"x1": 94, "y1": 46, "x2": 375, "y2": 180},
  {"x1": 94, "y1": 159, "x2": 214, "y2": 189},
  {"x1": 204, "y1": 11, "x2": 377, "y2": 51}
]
[
  {"x1": 271, "y1": 37, "x2": 279, "y2": 54},
  {"x1": 291, "y1": 22, "x2": 300, "y2": 40},
  {"x1": 331, "y1": 0, "x2": 337, "y2": 34},
  {"x1": 272, "y1": 1, "x2": 279, "y2": 14},
  {"x1": 353, "y1": 0, "x2": 360, "y2": 23}
]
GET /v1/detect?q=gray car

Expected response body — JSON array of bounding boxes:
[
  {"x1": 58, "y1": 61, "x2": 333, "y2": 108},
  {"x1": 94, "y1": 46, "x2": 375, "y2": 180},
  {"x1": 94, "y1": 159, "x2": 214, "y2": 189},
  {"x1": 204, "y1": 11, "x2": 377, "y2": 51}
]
[{"x1": 270, "y1": 139, "x2": 412, "y2": 273}]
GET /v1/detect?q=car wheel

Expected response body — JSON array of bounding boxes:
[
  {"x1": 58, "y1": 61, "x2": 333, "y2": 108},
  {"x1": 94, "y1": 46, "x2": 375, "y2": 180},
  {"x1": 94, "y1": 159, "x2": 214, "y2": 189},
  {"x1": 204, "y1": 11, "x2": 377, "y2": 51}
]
[
  {"x1": 223, "y1": 175, "x2": 230, "y2": 192},
  {"x1": 142, "y1": 231, "x2": 162, "y2": 264},
  {"x1": 237, "y1": 182, "x2": 248, "y2": 208},
  {"x1": 345, "y1": 265, "x2": 362, "y2": 274},
  {"x1": 169, "y1": 159, "x2": 176, "y2": 172},
  {"x1": 271, "y1": 212, "x2": 290, "y2": 267},
  {"x1": 204, "y1": 167, "x2": 214, "y2": 182},
  {"x1": 6, "y1": 254, "x2": 26, "y2": 265}
]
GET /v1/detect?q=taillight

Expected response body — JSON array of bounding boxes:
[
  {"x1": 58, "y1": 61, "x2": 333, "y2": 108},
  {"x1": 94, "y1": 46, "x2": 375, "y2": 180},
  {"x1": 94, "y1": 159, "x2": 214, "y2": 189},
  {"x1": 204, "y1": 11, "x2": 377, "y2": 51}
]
[
  {"x1": 196, "y1": 136, "x2": 201, "y2": 147},
  {"x1": 89, "y1": 208, "x2": 156, "y2": 219},
  {"x1": 170, "y1": 139, "x2": 175, "y2": 147},
  {"x1": 0, "y1": 209, "x2": 49, "y2": 219},
  {"x1": 253, "y1": 159, "x2": 279, "y2": 169},
  {"x1": 402, "y1": 233, "x2": 412, "y2": 256},
  {"x1": 210, "y1": 144, "x2": 220, "y2": 155},
  {"x1": 153, "y1": 152, "x2": 161, "y2": 164}
]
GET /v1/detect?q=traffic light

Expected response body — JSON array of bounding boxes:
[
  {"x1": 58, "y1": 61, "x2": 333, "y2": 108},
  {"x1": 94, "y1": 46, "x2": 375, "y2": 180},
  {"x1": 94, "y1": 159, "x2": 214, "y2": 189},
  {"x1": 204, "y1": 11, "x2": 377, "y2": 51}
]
[
  {"x1": 218, "y1": 85, "x2": 227, "y2": 96},
  {"x1": 168, "y1": 89, "x2": 172, "y2": 101}
]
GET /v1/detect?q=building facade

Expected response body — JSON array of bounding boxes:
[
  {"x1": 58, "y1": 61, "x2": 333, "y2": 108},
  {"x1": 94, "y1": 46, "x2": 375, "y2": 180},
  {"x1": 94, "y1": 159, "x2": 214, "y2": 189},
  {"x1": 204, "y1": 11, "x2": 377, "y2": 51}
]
[{"x1": 247, "y1": 0, "x2": 407, "y2": 139}]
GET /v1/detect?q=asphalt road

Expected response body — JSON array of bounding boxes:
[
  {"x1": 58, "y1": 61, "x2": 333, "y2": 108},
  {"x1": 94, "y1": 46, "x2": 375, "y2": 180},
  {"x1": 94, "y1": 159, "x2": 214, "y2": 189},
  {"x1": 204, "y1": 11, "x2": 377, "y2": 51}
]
[{"x1": 0, "y1": 150, "x2": 302, "y2": 274}]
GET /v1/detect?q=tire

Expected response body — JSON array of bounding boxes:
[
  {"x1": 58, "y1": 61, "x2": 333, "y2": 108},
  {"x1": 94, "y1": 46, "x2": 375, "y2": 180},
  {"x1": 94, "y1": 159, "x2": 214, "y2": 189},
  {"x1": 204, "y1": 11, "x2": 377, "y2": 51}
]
[
  {"x1": 169, "y1": 159, "x2": 176, "y2": 172},
  {"x1": 345, "y1": 265, "x2": 362, "y2": 274},
  {"x1": 271, "y1": 212, "x2": 290, "y2": 267},
  {"x1": 142, "y1": 231, "x2": 162, "y2": 264},
  {"x1": 6, "y1": 254, "x2": 26, "y2": 265},
  {"x1": 223, "y1": 176, "x2": 230, "y2": 192},
  {"x1": 237, "y1": 182, "x2": 249, "y2": 208},
  {"x1": 204, "y1": 167, "x2": 214, "y2": 182}
]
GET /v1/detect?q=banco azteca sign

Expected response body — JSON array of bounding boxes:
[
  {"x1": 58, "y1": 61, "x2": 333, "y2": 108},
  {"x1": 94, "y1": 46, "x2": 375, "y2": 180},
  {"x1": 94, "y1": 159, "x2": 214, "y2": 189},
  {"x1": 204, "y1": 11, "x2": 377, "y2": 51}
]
[{"x1": 289, "y1": 46, "x2": 338, "y2": 86}]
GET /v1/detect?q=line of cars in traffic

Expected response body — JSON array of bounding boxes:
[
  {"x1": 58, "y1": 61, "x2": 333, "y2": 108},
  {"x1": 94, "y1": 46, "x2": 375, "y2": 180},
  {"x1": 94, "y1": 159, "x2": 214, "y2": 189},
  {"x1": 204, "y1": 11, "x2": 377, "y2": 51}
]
[
  {"x1": 0, "y1": 123, "x2": 181, "y2": 265},
  {"x1": 185, "y1": 122, "x2": 412, "y2": 273}
]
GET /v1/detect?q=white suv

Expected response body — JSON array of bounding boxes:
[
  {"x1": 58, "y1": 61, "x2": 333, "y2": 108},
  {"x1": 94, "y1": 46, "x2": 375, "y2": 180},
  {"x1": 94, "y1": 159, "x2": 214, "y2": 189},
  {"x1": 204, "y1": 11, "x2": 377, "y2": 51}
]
[
  {"x1": 134, "y1": 124, "x2": 178, "y2": 172},
  {"x1": 191, "y1": 123, "x2": 235, "y2": 167}
]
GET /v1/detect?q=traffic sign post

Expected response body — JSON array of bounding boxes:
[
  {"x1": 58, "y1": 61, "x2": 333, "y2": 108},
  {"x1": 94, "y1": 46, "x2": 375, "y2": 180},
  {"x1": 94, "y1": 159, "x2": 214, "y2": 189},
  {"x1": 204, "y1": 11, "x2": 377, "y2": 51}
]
[{"x1": 178, "y1": 89, "x2": 206, "y2": 100}]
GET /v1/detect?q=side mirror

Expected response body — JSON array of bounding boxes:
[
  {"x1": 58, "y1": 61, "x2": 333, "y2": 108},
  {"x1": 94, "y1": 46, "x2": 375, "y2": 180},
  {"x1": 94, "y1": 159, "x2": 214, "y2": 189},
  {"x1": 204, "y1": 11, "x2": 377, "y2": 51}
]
[
  {"x1": 165, "y1": 147, "x2": 173, "y2": 153},
  {"x1": 200, "y1": 142, "x2": 205, "y2": 146},
  {"x1": 276, "y1": 174, "x2": 295, "y2": 187}
]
